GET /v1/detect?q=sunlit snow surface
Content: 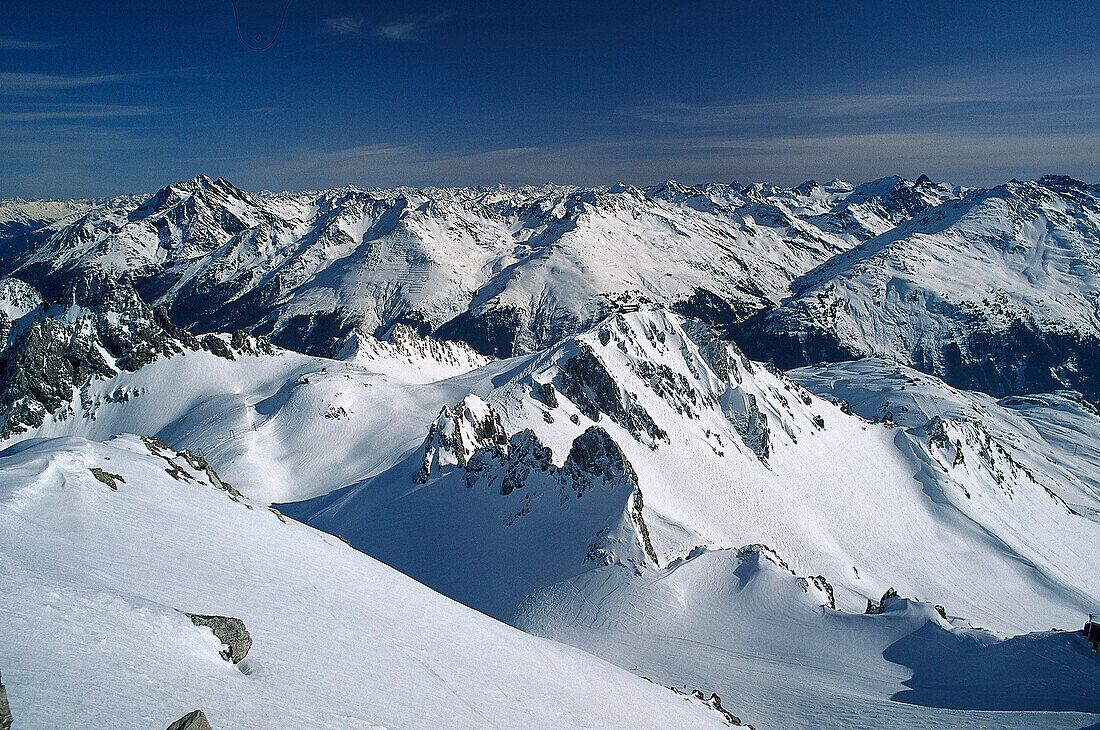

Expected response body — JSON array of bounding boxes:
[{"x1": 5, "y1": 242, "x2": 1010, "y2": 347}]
[
  {"x1": 2, "y1": 298, "x2": 1099, "y2": 727},
  {"x1": 0, "y1": 435, "x2": 732, "y2": 729}
]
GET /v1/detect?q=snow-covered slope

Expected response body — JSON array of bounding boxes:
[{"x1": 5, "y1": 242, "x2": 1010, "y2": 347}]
[
  {"x1": 2, "y1": 298, "x2": 1097, "y2": 727},
  {"x1": 6, "y1": 174, "x2": 960, "y2": 358},
  {"x1": 736, "y1": 175, "x2": 1100, "y2": 402},
  {"x1": 286, "y1": 309, "x2": 1100, "y2": 634},
  {"x1": 0, "y1": 434, "x2": 735, "y2": 729},
  {"x1": 522, "y1": 545, "x2": 1100, "y2": 729},
  {"x1": 278, "y1": 308, "x2": 1099, "y2": 728},
  {"x1": 791, "y1": 358, "x2": 1100, "y2": 519}
]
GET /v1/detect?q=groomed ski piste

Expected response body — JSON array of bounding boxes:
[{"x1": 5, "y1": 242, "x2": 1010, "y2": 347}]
[{"x1": 2, "y1": 302, "x2": 1097, "y2": 728}]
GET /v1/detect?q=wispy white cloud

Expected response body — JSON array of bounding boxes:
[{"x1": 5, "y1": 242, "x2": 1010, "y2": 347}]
[
  {"x1": 629, "y1": 64, "x2": 1100, "y2": 134},
  {"x1": 377, "y1": 13, "x2": 451, "y2": 41},
  {"x1": 0, "y1": 71, "x2": 154, "y2": 94},
  {"x1": 322, "y1": 13, "x2": 452, "y2": 41},
  {"x1": 322, "y1": 17, "x2": 364, "y2": 36},
  {"x1": 0, "y1": 104, "x2": 168, "y2": 121},
  {"x1": 0, "y1": 37, "x2": 59, "y2": 50}
]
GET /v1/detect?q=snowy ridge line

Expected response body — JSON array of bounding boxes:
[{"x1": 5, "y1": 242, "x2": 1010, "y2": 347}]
[{"x1": 2, "y1": 173, "x2": 962, "y2": 360}]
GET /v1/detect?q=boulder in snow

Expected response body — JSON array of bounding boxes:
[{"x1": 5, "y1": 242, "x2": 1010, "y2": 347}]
[
  {"x1": 185, "y1": 614, "x2": 252, "y2": 663},
  {"x1": 165, "y1": 709, "x2": 212, "y2": 730}
]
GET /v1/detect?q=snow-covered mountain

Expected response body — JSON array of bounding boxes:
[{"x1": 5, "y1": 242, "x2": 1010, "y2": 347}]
[
  {"x1": 284, "y1": 308, "x2": 1099, "y2": 632},
  {"x1": 280, "y1": 307, "x2": 1100, "y2": 728},
  {"x1": 0, "y1": 197, "x2": 102, "y2": 241},
  {"x1": 2, "y1": 172, "x2": 1099, "y2": 729},
  {"x1": 736, "y1": 176, "x2": 1100, "y2": 402},
  {"x1": 6, "y1": 174, "x2": 964, "y2": 359},
  {"x1": 0, "y1": 274, "x2": 274, "y2": 441},
  {"x1": 0, "y1": 434, "x2": 737, "y2": 729},
  {"x1": 8, "y1": 297, "x2": 1096, "y2": 726}
]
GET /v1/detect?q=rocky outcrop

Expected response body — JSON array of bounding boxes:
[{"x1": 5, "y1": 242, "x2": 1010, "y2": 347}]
[
  {"x1": 556, "y1": 344, "x2": 667, "y2": 444},
  {"x1": 89, "y1": 467, "x2": 124, "y2": 490},
  {"x1": 719, "y1": 388, "x2": 770, "y2": 462},
  {"x1": 864, "y1": 587, "x2": 901, "y2": 614},
  {"x1": 563, "y1": 426, "x2": 639, "y2": 496},
  {"x1": 418, "y1": 395, "x2": 508, "y2": 482},
  {"x1": 0, "y1": 670, "x2": 12, "y2": 730},
  {"x1": 0, "y1": 275, "x2": 275, "y2": 439},
  {"x1": 165, "y1": 709, "x2": 213, "y2": 730},
  {"x1": 185, "y1": 614, "x2": 252, "y2": 663}
]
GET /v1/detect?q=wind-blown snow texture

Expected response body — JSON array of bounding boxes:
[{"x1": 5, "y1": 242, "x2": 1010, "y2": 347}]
[
  {"x1": 0, "y1": 435, "x2": 733, "y2": 729},
  {"x1": 2, "y1": 173, "x2": 1099, "y2": 730}
]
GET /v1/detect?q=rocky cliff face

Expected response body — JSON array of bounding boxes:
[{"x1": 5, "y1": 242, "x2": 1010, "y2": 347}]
[{"x1": 0, "y1": 274, "x2": 274, "y2": 439}]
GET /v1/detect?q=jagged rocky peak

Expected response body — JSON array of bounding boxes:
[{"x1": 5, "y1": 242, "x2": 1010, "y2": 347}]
[
  {"x1": 337, "y1": 322, "x2": 492, "y2": 382},
  {"x1": 523, "y1": 308, "x2": 789, "y2": 462},
  {"x1": 0, "y1": 278, "x2": 44, "y2": 319},
  {"x1": 419, "y1": 395, "x2": 509, "y2": 480}
]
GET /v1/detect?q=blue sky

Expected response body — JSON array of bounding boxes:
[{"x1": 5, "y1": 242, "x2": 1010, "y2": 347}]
[{"x1": 2, "y1": 1, "x2": 1099, "y2": 197}]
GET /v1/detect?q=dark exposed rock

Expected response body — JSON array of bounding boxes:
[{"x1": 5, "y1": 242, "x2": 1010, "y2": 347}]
[
  {"x1": 185, "y1": 614, "x2": 252, "y2": 663},
  {"x1": 806, "y1": 575, "x2": 836, "y2": 609},
  {"x1": 141, "y1": 436, "x2": 243, "y2": 500},
  {"x1": 419, "y1": 398, "x2": 508, "y2": 482},
  {"x1": 0, "y1": 670, "x2": 12, "y2": 730},
  {"x1": 563, "y1": 426, "x2": 639, "y2": 496},
  {"x1": 629, "y1": 488, "x2": 659, "y2": 565},
  {"x1": 556, "y1": 344, "x2": 667, "y2": 443},
  {"x1": 165, "y1": 709, "x2": 213, "y2": 730},
  {"x1": 532, "y1": 380, "x2": 558, "y2": 408},
  {"x1": 200, "y1": 333, "x2": 234, "y2": 360},
  {"x1": 928, "y1": 416, "x2": 950, "y2": 450},
  {"x1": 864, "y1": 587, "x2": 901, "y2": 614},
  {"x1": 690, "y1": 689, "x2": 746, "y2": 726},
  {"x1": 721, "y1": 390, "x2": 770, "y2": 462},
  {"x1": 0, "y1": 274, "x2": 267, "y2": 439},
  {"x1": 463, "y1": 428, "x2": 556, "y2": 495},
  {"x1": 499, "y1": 430, "x2": 553, "y2": 495},
  {"x1": 89, "y1": 467, "x2": 124, "y2": 490},
  {"x1": 681, "y1": 317, "x2": 748, "y2": 383}
]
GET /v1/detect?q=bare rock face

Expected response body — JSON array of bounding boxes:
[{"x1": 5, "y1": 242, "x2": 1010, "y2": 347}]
[
  {"x1": 166, "y1": 709, "x2": 213, "y2": 730},
  {"x1": 0, "y1": 274, "x2": 272, "y2": 439},
  {"x1": 0, "y1": 670, "x2": 12, "y2": 730},
  {"x1": 185, "y1": 614, "x2": 252, "y2": 663},
  {"x1": 556, "y1": 344, "x2": 667, "y2": 444}
]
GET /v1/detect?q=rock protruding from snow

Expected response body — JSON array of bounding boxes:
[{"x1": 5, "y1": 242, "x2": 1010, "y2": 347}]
[
  {"x1": 0, "y1": 275, "x2": 276, "y2": 438},
  {"x1": 0, "y1": 670, "x2": 11, "y2": 730},
  {"x1": 185, "y1": 614, "x2": 252, "y2": 664},
  {"x1": 337, "y1": 323, "x2": 492, "y2": 382},
  {"x1": 556, "y1": 343, "x2": 667, "y2": 445},
  {"x1": 418, "y1": 395, "x2": 509, "y2": 481},
  {"x1": 563, "y1": 426, "x2": 639, "y2": 497},
  {"x1": 165, "y1": 710, "x2": 213, "y2": 730}
]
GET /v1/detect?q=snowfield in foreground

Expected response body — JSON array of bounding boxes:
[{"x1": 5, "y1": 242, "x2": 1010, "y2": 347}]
[{"x1": 0, "y1": 435, "x2": 734, "y2": 729}]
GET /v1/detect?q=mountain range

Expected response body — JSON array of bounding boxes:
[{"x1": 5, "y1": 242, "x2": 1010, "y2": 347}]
[{"x1": 0, "y1": 173, "x2": 1098, "y2": 729}]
